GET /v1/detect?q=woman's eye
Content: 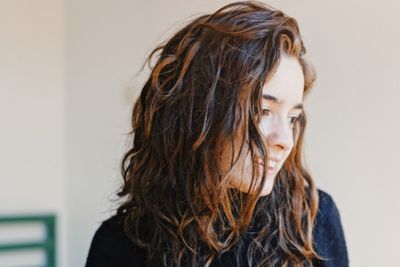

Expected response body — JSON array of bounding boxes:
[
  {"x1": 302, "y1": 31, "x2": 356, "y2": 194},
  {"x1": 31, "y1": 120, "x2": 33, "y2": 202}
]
[
  {"x1": 289, "y1": 116, "x2": 300, "y2": 125},
  {"x1": 261, "y1": 109, "x2": 270, "y2": 116},
  {"x1": 261, "y1": 110, "x2": 301, "y2": 125}
]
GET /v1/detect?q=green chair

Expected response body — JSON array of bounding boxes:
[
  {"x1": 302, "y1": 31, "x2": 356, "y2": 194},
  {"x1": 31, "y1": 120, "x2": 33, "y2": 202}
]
[{"x1": 0, "y1": 214, "x2": 56, "y2": 267}]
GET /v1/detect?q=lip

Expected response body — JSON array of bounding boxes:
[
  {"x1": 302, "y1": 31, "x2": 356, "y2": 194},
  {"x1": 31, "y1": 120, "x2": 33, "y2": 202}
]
[
  {"x1": 254, "y1": 161, "x2": 277, "y2": 172},
  {"x1": 254, "y1": 158, "x2": 281, "y2": 166},
  {"x1": 254, "y1": 156, "x2": 283, "y2": 162},
  {"x1": 269, "y1": 157, "x2": 283, "y2": 162}
]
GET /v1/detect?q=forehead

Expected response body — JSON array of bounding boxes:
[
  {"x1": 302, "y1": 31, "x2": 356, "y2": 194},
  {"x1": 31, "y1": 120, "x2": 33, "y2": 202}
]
[{"x1": 262, "y1": 54, "x2": 304, "y2": 105}]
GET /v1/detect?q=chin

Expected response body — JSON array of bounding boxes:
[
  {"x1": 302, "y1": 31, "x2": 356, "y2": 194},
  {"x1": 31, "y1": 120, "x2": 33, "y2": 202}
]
[
  {"x1": 259, "y1": 186, "x2": 273, "y2": 196},
  {"x1": 259, "y1": 176, "x2": 276, "y2": 196}
]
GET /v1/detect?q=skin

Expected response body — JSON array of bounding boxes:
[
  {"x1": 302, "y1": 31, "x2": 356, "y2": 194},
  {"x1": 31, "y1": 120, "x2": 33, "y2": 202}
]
[{"x1": 223, "y1": 54, "x2": 305, "y2": 196}]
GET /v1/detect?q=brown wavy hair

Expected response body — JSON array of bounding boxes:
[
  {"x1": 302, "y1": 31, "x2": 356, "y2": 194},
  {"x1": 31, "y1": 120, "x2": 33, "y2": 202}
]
[{"x1": 117, "y1": 1, "x2": 325, "y2": 266}]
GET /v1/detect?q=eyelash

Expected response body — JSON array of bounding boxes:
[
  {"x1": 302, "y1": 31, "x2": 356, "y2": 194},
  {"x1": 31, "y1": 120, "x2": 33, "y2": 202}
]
[{"x1": 261, "y1": 109, "x2": 301, "y2": 125}]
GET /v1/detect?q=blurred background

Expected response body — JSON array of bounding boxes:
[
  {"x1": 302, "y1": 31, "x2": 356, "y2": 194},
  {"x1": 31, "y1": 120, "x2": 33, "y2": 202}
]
[{"x1": 0, "y1": 0, "x2": 399, "y2": 266}]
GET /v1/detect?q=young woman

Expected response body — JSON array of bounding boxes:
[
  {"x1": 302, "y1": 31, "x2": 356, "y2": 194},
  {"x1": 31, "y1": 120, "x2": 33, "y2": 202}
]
[{"x1": 86, "y1": 1, "x2": 349, "y2": 266}]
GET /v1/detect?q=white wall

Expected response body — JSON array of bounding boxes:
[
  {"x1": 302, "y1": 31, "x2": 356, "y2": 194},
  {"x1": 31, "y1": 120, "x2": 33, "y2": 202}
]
[
  {"x1": 1, "y1": 1, "x2": 399, "y2": 266},
  {"x1": 0, "y1": 1, "x2": 67, "y2": 266}
]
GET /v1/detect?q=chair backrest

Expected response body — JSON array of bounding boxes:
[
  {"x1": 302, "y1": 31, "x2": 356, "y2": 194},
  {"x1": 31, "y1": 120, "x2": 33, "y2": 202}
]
[{"x1": 0, "y1": 214, "x2": 56, "y2": 267}]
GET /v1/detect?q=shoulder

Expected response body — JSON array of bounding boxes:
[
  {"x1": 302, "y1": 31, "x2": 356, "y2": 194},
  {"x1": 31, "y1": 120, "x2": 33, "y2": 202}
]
[
  {"x1": 316, "y1": 189, "x2": 339, "y2": 224},
  {"x1": 85, "y1": 212, "x2": 146, "y2": 267},
  {"x1": 312, "y1": 188, "x2": 349, "y2": 267}
]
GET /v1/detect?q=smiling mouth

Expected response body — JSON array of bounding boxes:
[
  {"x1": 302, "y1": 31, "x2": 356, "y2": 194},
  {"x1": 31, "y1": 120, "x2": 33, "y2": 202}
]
[
  {"x1": 254, "y1": 160, "x2": 278, "y2": 174},
  {"x1": 267, "y1": 166, "x2": 275, "y2": 172},
  {"x1": 254, "y1": 160, "x2": 277, "y2": 168}
]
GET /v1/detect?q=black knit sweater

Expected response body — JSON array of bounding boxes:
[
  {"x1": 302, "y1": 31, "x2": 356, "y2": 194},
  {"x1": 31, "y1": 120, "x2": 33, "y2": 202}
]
[{"x1": 85, "y1": 189, "x2": 349, "y2": 267}]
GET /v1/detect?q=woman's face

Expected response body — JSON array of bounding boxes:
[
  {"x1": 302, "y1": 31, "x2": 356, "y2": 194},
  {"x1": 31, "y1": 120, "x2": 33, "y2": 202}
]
[{"x1": 222, "y1": 54, "x2": 305, "y2": 196}]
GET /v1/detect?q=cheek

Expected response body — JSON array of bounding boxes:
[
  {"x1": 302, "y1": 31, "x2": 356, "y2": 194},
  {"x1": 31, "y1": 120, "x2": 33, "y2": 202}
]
[
  {"x1": 225, "y1": 150, "x2": 258, "y2": 189},
  {"x1": 259, "y1": 120, "x2": 270, "y2": 135}
]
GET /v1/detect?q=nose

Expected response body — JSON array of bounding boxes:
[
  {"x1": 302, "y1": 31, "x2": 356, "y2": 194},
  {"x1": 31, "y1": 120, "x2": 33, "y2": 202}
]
[{"x1": 262, "y1": 118, "x2": 294, "y2": 152}]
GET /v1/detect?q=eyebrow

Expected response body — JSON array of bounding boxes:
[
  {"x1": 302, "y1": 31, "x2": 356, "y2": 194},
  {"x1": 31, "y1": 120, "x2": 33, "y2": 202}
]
[{"x1": 262, "y1": 93, "x2": 303, "y2": 110}]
